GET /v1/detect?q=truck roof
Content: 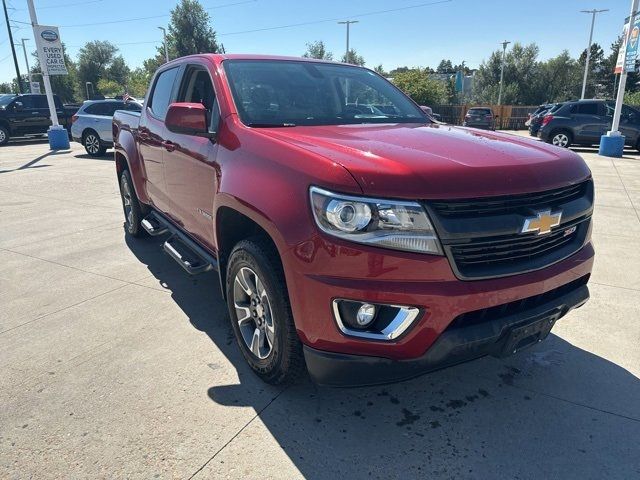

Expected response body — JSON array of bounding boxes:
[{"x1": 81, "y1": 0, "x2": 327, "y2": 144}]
[{"x1": 165, "y1": 53, "x2": 351, "y2": 67}]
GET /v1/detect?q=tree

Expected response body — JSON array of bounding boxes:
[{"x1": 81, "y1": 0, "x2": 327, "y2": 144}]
[
  {"x1": 341, "y1": 49, "x2": 365, "y2": 66},
  {"x1": 163, "y1": 0, "x2": 220, "y2": 58},
  {"x1": 578, "y1": 43, "x2": 607, "y2": 99},
  {"x1": 388, "y1": 66, "x2": 409, "y2": 77},
  {"x1": 373, "y1": 64, "x2": 387, "y2": 76},
  {"x1": 302, "y1": 41, "x2": 333, "y2": 60},
  {"x1": 536, "y1": 50, "x2": 582, "y2": 102},
  {"x1": 436, "y1": 59, "x2": 453, "y2": 73},
  {"x1": 77, "y1": 41, "x2": 122, "y2": 98},
  {"x1": 128, "y1": 67, "x2": 152, "y2": 99},
  {"x1": 472, "y1": 42, "x2": 541, "y2": 105},
  {"x1": 0, "y1": 82, "x2": 13, "y2": 93},
  {"x1": 96, "y1": 79, "x2": 123, "y2": 97},
  {"x1": 392, "y1": 69, "x2": 447, "y2": 106}
]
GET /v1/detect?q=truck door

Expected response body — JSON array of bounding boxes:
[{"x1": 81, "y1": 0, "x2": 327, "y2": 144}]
[
  {"x1": 138, "y1": 66, "x2": 180, "y2": 214},
  {"x1": 570, "y1": 102, "x2": 606, "y2": 144},
  {"x1": 12, "y1": 96, "x2": 48, "y2": 135},
  {"x1": 162, "y1": 64, "x2": 219, "y2": 251}
]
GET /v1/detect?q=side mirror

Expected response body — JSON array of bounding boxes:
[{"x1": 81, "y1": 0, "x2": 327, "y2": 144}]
[
  {"x1": 14, "y1": 101, "x2": 23, "y2": 112},
  {"x1": 165, "y1": 102, "x2": 215, "y2": 139},
  {"x1": 419, "y1": 105, "x2": 433, "y2": 115}
]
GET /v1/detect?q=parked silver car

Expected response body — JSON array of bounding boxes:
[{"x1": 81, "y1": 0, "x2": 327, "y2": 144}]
[{"x1": 71, "y1": 99, "x2": 141, "y2": 156}]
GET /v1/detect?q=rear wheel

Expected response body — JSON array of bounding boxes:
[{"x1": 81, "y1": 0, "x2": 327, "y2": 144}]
[
  {"x1": 119, "y1": 169, "x2": 146, "y2": 237},
  {"x1": 549, "y1": 130, "x2": 572, "y2": 148},
  {"x1": 83, "y1": 130, "x2": 106, "y2": 157},
  {"x1": 0, "y1": 125, "x2": 9, "y2": 146},
  {"x1": 226, "y1": 238, "x2": 304, "y2": 385}
]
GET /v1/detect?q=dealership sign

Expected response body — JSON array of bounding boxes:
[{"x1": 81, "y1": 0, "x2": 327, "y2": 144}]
[{"x1": 34, "y1": 25, "x2": 68, "y2": 75}]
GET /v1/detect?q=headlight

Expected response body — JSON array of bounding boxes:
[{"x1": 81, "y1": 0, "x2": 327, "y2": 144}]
[{"x1": 310, "y1": 186, "x2": 442, "y2": 255}]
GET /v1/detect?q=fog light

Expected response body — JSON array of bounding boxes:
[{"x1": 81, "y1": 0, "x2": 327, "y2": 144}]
[{"x1": 356, "y1": 303, "x2": 376, "y2": 326}]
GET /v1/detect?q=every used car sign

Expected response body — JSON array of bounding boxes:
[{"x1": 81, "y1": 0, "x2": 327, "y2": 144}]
[{"x1": 34, "y1": 25, "x2": 68, "y2": 75}]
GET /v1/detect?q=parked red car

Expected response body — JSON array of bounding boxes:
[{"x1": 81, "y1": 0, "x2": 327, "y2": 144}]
[{"x1": 113, "y1": 54, "x2": 594, "y2": 386}]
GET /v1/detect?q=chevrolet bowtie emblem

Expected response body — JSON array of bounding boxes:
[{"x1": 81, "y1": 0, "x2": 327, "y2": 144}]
[{"x1": 522, "y1": 210, "x2": 562, "y2": 235}]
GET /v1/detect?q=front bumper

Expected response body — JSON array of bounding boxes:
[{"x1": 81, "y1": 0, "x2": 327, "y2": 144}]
[{"x1": 304, "y1": 279, "x2": 589, "y2": 386}]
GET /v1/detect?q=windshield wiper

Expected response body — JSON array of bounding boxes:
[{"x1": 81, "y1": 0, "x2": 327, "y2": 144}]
[{"x1": 246, "y1": 122, "x2": 296, "y2": 128}]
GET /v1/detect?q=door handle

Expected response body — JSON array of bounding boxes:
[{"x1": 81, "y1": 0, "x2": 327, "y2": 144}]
[
  {"x1": 162, "y1": 140, "x2": 176, "y2": 152},
  {"x1": 138, "y1": 128, "x2": 150, "y2": 140},
  {"x1": 32, "y1": 111, "x2": 40, "y2": 115}
]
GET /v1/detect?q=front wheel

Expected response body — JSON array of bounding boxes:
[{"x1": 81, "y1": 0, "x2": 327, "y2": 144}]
[
  {"x1": 226, "y1": 238, "x2": 304, "y2": 385},
  {"x1": 549, "y1": 130, "x2": 572, "y2": 148},
  {"x1": 0, "y1": 125, "x2": 9, "y2": 146}
]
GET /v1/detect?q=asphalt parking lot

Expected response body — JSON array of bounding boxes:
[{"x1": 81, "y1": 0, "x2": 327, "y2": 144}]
[{"x1": 1, "y1": 133, "x2": 639, "y2": 479}]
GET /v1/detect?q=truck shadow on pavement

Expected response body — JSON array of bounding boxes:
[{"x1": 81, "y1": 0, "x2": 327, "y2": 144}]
[{"x1": 126, "y1": 235, "x2": 640, "y2": 479}]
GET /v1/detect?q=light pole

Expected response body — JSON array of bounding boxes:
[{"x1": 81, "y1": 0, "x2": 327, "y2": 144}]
[
  {"x1": 338, "y1": 20, "x2": 359, "y2": 64},
  {"x1": 338, "y1": 20, "x2": 358, "y2": 104},
  {"x1": 20, "y1": 38, "x2": 33, "y2": 92},
  {"x1": 158, "y1": 26, "x2": 169, "y2": 63},
  {"x1": 580, "y1": 9, "x2": 609, "y2": 99},
  {"x1": 85, "y1": 81, "x2": 93, "y2": 100},
  {"x1": 497, "y1": 40, "x2": 510, "y2": 106}
]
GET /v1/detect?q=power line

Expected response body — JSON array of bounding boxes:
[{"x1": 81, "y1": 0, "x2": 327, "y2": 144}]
[
  {"x1": 58, "y1": 0, "x2": 257, "y2": 28},
  {"x1": 218, "y1": 0, "x2": 452, "y2": 36},
  {"x1": 13, "y1": 0, "x2": 104, "y2": 11}
]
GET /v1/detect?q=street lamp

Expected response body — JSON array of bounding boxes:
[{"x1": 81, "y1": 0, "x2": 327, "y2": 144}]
[
  {"x1": 497, "y1": 40, "x2": 510, "y2": 106},
  {"x1": 337, "y1": 20, "x2": 359, "y2": 64},
  {"x1": 85, "y1": 81, "x2": 93, "y2": 100},
  {"x1": 580, "y1": 9, "x2": 609, "y2": 99},
  {"x1": 158, "y1": 26, "x2": 169, "y2": 63},
  {"x1": 19, "y1": 38, "x2": 33, "y2": 92}
]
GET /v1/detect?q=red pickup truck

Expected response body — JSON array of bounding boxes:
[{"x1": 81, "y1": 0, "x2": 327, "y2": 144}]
[{"x1": 113, "y1": 54, "x2": 594, "y2": 386}]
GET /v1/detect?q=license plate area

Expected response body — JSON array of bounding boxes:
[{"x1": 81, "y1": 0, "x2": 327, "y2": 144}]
[{"x1": 495, "y1": 310, "x2": 562, "y2": 358}]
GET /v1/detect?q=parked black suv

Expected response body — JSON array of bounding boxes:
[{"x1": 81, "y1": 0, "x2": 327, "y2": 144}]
[
  {"x1": 528, "y1": 103, "x2": 562, "y2": 136},
  {"x1": 538, "y1": 99, "x2": 640, "y2": 150},
  {"x1": 0, "y1": 94, "x2": 77, "y2": 145}
]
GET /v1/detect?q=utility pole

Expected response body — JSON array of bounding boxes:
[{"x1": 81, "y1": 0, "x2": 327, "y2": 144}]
[
  {"x1": 2, "y1": 0, "x2": 23, "y2": 93},
  {"x1": 338, "y1": 20, "x2": 359, "y2": 64},
  {"x1": 497, "y1": 40, "x2": 510, "y2": 106},
  {"x1": 580, "y1": 9, "x2": 609, "y2": 99},
  {"x1": 20, "y1": 38, "x2": 33, "y2": 92},
  {"x1": 158, "y1": 26, "x2": 169, "y2": 63}
]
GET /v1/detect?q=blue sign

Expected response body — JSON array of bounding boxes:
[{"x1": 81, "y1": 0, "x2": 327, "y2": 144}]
[
  {"x1": 40, "y1": 29, "x2": 59, "y2": 42},
  {"x1": 625, "y1": 16, "x2": 640, "y2": 73}
]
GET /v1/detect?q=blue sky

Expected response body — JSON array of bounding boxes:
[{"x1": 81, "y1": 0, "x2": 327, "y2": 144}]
[{"x1": 0, "y1": 0, "x2": 631, "y2": 84}]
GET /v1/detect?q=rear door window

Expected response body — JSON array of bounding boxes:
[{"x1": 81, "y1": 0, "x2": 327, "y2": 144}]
[
  {"x1": 576, "y1": 103, "x2": 599, "y2": 115},
  {"x1": 149, "y1": 67, "x2": 179, "y2": 120}
]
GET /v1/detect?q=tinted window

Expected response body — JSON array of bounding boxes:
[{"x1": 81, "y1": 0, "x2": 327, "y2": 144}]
[
  {"x1": 84, "y1": 103, "x2": 103, "y2": 115},
  {"x1": 149, "y1": 67, "x2": 179, "y2": 120},
  {"x1": 468, "y1": 108, "x2": 492, "y2": 115},
  {"x1": 575, "y1": 103, "x2": 599, "y2": 115},
  {"x1": 177, "y1": 66, "x2": 217, "y2": 126},
  {"x1": 124, "y1": 102, "x2": 142, "y2": 112},
  {"x1": 17, "y1": 96, "x2": 35, "y2": 109},
  {"x1": 33, "y1": 96, "x2": 49, "y2": 109}
]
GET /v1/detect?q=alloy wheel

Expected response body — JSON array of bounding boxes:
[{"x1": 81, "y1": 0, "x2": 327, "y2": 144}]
[
  {"x1": 0, "y1": 129, "x2": 6, "y2": 144},
  {"x1": 233, "y1": 266, "x2": 275, "y2": 359},
  {"x1": 85, "y1": 134, "x2": 100, "y2": 154},
  {"x1": 552, "y1": 133, "x2": 569, "y2": 148},
  {"x1": 121, "y1": 177, "x2": 133, "y2": 227}
]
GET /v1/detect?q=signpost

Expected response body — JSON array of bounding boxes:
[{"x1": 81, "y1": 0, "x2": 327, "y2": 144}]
[
  {"x1": 26, "y1": 0, "x2": 69, "y2": 150},
  {"x1": 599, "y1": 0, "x2": 640, "y2": 157}
]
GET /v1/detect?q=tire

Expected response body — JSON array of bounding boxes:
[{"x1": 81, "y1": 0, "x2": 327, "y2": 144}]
[
  {"x1": 0, "y1": 125, "x2": 9, "y2": 146},
  {"x1": 119, "y1": 169, "x2": 146, "y2": 237},
  {"x1": 549, "y1": 130, "x2": 572, "y2": 148},
  {"x1": 226, "y1": 238, "x2": 304, "y2": 385},
  {"x1": 83, "y1": 130, "x2": 107, "y2": 157}
]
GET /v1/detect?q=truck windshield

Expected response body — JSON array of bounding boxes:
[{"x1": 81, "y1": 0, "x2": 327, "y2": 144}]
[
  {"x1": 0, "y1": 94, "x2": 17, "y2": 108},
  {"x1": 223, "y1": 59, "x2": 429, "y2": 127}
]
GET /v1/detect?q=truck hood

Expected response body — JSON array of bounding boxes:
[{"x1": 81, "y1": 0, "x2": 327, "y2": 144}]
[{"x1": 260, "y1": 123, "x2": 591, "y2": 199}]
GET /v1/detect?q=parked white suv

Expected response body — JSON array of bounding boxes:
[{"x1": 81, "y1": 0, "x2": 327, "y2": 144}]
[{"x1": 71, "y1": 99, "x2": 141, "y2": 156}]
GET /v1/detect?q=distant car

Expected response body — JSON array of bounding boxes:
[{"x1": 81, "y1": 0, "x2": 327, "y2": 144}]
[
  {"x1": 538, "y1": 99, "x2": 640, "y2": 150},
  {"x1": 463, "y1": 107, "x2": 495, "y2": 130},
  {"x1": 71, "y1": 99, "x2": 141, "y2": 156},
  {"x1": 529, "y1": 103, "x2": 563, "y2": 136}
]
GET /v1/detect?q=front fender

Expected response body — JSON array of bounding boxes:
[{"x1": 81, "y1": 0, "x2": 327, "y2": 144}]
[{"x1": 114, "y1": 126, "x2": 150, "y2": 205}]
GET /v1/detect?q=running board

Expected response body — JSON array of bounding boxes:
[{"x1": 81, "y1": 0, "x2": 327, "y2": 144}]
[
  {"x1": 142, "y1": 211, "x2": 218, "y2": 275},
  {"x1": 141, "y1": 212, "x2": 168, "y2": 236}
]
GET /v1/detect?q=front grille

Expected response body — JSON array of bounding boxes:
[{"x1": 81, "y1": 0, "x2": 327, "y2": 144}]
[
  {"x1": 424, "y1": 179, "x2": 593, "y2": 280},
  {"x1": 446, "y1": 274, "x2": 590, "y2": 331},
  {"x1": 449, "y1": 223, "x2": 579, "y2": 268},
  {"x1": 431, "y1": 181, "x2": 588, "y2": 217}
]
